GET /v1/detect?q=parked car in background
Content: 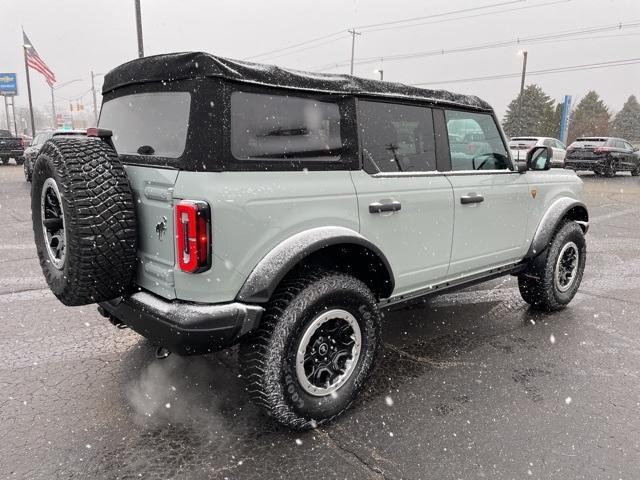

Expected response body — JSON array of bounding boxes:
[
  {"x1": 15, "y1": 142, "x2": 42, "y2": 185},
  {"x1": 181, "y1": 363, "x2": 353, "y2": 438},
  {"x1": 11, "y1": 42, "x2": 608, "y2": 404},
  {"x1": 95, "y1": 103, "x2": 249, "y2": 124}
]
[
  {"x1": 0, "y1": 129, "x2": 25, "y2": 165},
  {"x1": 565, "y1": 137, "x2": 640, "y2": 177},
  {"x1": 24, "y1": 130, "x2": 86, "y2": 182},
  {"x1": 509, "y1": 137, "x2": 566, "y2": 167}
]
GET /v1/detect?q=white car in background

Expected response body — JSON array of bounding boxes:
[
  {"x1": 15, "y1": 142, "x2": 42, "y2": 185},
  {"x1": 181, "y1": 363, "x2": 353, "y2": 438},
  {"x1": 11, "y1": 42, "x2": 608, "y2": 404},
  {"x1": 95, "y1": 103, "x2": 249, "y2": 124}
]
[{"x1": 509, "y1": 137, "x2": 567, "y2": 167}]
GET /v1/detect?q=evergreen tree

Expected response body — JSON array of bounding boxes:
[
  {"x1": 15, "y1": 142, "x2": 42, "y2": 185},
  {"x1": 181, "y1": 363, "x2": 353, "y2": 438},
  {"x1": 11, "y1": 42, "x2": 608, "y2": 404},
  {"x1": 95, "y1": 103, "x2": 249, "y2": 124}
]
[
  {"x1": 502, "y1": 84, "x2": 556, "y2": 138},
  {"x1": 567, "y1": 91, "x2": 610, "y2": 144},
  {"x1": 611, "y1": 95, "x2": 640, "y2": 142}
]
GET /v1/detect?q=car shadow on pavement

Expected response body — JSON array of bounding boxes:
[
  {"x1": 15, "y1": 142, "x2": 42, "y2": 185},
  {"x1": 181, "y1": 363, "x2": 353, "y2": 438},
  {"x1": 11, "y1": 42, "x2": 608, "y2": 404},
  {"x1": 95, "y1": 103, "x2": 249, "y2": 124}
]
[{"x1": 90, "y1": 283, "x2": 571, "y2": 478}]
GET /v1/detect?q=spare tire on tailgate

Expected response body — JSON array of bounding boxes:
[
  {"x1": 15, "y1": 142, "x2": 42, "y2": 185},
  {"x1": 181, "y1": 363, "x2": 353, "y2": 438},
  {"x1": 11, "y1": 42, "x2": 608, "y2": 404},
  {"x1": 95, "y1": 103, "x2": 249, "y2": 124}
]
[{"x1": 31, "y1": 137, "x2": 137, "y2": 306}]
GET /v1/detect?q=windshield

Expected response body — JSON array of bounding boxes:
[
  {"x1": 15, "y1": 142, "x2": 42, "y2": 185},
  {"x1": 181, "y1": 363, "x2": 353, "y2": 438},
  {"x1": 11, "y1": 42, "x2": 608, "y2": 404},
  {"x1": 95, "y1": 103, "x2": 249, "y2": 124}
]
[{"x1": 99, "y1": 91, "x2": 191, "y2": 158}]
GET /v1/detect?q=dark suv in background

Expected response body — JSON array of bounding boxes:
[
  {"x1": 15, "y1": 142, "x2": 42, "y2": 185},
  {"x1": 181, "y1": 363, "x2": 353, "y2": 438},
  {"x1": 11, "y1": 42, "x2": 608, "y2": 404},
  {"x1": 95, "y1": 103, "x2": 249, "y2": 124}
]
[
  {"x1": 0, "y1": 129, "x2": 25, "y2": 165},
  {"x1": 565, "y1": 137, "x2": 640, "y2": 177}
]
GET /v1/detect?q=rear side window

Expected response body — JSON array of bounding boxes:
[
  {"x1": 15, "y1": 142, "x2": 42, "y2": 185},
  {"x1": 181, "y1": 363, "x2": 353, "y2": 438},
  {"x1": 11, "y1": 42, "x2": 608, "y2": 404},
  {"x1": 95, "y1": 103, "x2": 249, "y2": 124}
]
[
  {"x1": 570, "y1": 139, "x2": 607, "y2": 148},
  {"x1": 99, "y1": 91, "x2": 191, "y2": 158},
  {"x1": 445, "y1": 110, "x2": 509, "y2": 171},
  {"x1": 358, "y1": 101, "x2": 436, "y2": 173},
  {"x1": 231, "y1": 92, "x2": 342, "y2": 161}
]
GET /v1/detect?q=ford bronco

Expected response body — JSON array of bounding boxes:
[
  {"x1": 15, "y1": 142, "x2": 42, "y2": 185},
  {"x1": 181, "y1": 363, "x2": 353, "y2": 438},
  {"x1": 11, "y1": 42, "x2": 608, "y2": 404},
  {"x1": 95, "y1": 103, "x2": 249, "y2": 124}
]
[{"x1": 31, "y1": 52, "x2": 588, "y2": 429}]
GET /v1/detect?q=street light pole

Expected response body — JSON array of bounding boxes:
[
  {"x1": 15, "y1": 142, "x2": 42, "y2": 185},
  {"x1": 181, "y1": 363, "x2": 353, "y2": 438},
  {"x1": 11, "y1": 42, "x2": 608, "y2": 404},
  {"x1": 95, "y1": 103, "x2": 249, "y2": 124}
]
[
  {"x1": 135, "y1": 0, "x2": 144, "y2": 58},
  {"x1": 50, "y1": 79, "x2": 83, "y2": 129},
  {"x1": 50, "y1": 85, "x2": 56, "y2": 129},
  {"x1": 517, "y1": 50, "x2": 528, "y2": 133},
  {"x1": 375, "y1": 69, "x2": 384, "y2": 80}
]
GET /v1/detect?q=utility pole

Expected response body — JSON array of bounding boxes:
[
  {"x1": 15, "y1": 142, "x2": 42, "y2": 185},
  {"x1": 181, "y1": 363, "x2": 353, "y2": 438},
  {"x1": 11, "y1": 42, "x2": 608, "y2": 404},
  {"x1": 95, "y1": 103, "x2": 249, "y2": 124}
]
[
  {"x1": 91, "y1": 71, "x2": 98, "y2": 124},
  {"x1": 517, "y1": 50, "x2": 528, "y2": 134},
  {"x1": 10, "y1": 97, "x2": 18, "y2": 136},
  {"x1": 348, "y1": 29, "x2": 361, "y2": 75},
  {"x1": 135, "y1": 0, "x2": 144, "y2": 58},
  {"x1": 3, "y1": 96, "x2": 10, "y2": 133},
  {"x1": 374, "y1": 69, "x2": 384, "y2": 81}
]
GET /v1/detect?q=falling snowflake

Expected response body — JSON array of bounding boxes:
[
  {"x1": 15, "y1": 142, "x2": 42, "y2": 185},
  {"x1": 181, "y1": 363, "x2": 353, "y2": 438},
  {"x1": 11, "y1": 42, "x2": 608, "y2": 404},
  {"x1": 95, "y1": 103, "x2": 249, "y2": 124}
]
[
  {"x1": 385, "y1": 396, "x2": 394, "y2": 406},
  {"x1": 165, "y1": 403, "x2": 171, "y2": 409},
  {"x1": 295, "y1": 438, "x2": 303, "y2": 446},
  {"x1": 565, "y1": 397, "x2": 572, "y2": 405},
  {"x1": 549, "y1": 334, "x2": 556, "y2": 344}
]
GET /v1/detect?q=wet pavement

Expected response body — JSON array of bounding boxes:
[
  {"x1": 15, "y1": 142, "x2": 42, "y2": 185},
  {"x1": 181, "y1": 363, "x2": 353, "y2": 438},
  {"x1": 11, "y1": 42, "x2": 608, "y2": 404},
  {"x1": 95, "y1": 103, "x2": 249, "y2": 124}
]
[{"x1": 1, "y1": 163, "x2": 639, "y2": 479}]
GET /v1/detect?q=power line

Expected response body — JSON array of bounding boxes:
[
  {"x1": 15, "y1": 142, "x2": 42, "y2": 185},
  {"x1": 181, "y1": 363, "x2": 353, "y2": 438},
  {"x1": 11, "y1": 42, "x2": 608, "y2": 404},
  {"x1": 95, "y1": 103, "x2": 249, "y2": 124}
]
[
  {"x1": 353, "y1": 0, "x2": 524, "y2": 31},
  {"x1": 257, "y1": 35, "x2": 350, "y2": 63},
  {"x1": 312, "y1": 19, "x2": 640, "y2": 71},
  {"x1": 245, "y1": 30, "x2": 346, "y2": 60},
  {"x1": 357, "y1": 0, "x2": 570, "y2": 34},
  {"x1": 411, "y1": 57, "x2": 640, "y2": 86},
  {"x1": 244, "y1": 0, "x2": 555, "y2": 62}
]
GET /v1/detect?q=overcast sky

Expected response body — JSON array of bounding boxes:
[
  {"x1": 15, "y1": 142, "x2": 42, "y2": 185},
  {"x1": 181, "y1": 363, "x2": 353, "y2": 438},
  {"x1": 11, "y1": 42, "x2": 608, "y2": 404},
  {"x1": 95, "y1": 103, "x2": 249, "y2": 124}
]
[{"x1": 1, "y1": 0, "x2": 639, "y2": 123}]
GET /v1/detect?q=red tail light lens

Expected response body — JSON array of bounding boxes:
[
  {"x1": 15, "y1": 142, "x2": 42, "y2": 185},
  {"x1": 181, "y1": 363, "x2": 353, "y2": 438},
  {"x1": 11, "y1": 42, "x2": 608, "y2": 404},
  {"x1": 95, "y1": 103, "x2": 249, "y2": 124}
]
[{"x1": 175, "y1": 200, "x2": 211, "y2": 273}]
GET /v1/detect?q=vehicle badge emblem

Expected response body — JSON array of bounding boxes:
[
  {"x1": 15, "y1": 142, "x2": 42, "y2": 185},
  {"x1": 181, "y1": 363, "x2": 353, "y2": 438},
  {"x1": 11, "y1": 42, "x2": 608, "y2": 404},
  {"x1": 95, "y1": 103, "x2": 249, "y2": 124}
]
[
  {"x1": 155, "y1": 216, "x2": 167, "y2": 240},
  {"x1": 530, "y1": 189, "x2": 537, "y2": 199}
]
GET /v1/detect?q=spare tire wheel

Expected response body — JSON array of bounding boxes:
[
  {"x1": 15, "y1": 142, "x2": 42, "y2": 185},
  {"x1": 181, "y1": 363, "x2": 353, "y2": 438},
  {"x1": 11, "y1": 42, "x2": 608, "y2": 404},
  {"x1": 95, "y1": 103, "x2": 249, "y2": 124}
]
[{"x1": 31, "y1": 137, "x2": 137, "y2": 306}]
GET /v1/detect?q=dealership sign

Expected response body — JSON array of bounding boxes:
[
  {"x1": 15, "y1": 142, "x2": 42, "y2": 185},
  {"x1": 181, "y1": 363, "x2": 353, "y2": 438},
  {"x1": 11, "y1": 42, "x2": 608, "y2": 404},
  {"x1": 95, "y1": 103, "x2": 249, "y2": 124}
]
[{"x1": 0, "y1": 73, "x2": 18, "y2": 96}]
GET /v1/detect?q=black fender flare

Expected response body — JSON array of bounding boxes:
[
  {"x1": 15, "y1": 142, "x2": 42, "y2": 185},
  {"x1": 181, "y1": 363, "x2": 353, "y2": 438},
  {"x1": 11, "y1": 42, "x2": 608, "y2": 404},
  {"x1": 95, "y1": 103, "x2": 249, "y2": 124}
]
[
  {"x1": 235, "y1": 226, "x2": 394, "y2": 303},
  {"x1": 525, "y1": 198, "x2": 589, "y2": 259}
]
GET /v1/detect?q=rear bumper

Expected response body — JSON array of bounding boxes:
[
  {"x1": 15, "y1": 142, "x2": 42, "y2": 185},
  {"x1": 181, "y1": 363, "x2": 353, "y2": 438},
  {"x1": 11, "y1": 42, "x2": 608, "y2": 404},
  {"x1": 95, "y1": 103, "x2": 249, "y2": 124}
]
[
  {"x1": 565, "y1": 158, "x2": 605, "y2": 171},
  {"x1": 98, "y1": 291, "x2": 263, "y2": 355},
  {"x1": 0, "y1": 149, "x2": 24, "y2": 159}
]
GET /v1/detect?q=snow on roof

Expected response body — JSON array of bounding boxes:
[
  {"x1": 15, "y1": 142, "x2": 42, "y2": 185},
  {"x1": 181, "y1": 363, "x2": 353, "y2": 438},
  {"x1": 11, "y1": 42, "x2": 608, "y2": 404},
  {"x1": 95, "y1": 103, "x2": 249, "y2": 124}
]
[{"x1": 102, "y1": 51, "x2": 493, "y2": 111}]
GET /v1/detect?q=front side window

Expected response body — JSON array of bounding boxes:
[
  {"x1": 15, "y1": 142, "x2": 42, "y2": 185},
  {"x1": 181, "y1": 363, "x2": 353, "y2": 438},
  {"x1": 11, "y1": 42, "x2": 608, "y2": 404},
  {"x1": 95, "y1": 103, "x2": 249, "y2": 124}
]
[
  {"x1": 231, "y1": 92, "x2": 342, "y2": 161},
  {"x1": 99, "y1": 91, "x2": 191, "y2": 158},
  {"x1": 445, "y1": 110, "x2": 509, "y2": 171},
  {"x1": 358, "y1": 101, "x2": 435, "y2": 173}
]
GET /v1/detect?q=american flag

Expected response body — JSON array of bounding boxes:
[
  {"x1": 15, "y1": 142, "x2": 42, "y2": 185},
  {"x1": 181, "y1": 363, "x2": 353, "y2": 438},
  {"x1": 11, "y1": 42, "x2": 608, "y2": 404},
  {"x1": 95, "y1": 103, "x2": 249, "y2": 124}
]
[{"x1": 23, "y1": 31, "x2": 56, "y2": 86}]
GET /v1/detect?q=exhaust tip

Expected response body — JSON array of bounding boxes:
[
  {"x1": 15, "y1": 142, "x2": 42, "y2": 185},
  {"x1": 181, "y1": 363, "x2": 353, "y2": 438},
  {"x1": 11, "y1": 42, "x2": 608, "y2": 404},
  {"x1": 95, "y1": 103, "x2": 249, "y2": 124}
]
[{"x1": 155, "y1": 346, "x2": 171, "y2": 359}]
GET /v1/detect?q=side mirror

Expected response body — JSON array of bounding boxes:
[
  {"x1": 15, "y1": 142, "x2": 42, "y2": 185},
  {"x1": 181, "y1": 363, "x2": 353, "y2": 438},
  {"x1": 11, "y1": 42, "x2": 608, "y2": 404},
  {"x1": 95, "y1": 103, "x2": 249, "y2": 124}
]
[
  {"x1": 633, "y1": 147, "x2": 639, "y2": 152},
  {"x1": 527, "y1": 146, "x2": 553, "y2": 171}
]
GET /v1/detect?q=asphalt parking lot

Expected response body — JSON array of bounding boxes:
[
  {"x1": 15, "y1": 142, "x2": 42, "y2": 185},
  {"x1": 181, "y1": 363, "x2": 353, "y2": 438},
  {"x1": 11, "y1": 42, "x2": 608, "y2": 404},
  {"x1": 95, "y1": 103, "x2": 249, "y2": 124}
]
[{"x1": 1, "y1": 163, "x2": 639, "y2": 480}]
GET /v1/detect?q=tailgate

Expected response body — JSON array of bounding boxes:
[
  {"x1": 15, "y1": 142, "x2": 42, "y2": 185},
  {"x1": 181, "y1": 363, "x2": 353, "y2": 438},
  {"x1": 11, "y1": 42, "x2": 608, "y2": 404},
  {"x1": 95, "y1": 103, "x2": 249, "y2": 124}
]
[
  {"x1": 567, "y1": 148, "x2": 600, "y2": 160},
  {"x1": 0, "y1": 137, "x2": 22, "y2": 150},
  {"x1": 124, "y1": 165, "x2": 178, "y2": 299}
]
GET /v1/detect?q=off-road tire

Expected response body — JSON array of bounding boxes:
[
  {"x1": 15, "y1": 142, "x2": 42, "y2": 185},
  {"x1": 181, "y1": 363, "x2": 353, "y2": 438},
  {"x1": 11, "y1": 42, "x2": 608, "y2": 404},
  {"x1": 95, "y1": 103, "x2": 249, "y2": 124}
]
[
  {"x1": 31, "y1": 137, "x2": 137, "y2": 306},
  {"x1": 518, "y1": 221, "x2": 586, "y2": 311},
  {"x1": 239, "y1": 270, "x2": 381, "y2": 429}
]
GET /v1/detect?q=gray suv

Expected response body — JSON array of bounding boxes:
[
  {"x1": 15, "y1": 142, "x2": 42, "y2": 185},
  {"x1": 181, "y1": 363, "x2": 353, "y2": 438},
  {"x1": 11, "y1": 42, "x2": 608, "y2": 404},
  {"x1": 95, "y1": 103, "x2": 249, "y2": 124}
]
[{"x1": 30, "y1": 52, "x2": 588, "y2": 429}]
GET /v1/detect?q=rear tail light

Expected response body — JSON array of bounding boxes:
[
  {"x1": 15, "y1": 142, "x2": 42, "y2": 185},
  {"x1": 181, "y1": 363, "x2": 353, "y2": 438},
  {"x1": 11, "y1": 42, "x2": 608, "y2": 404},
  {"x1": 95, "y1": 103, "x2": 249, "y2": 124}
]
[
  {"x1": 86, "y1": 127, "x2": 113, "y2": 138},
  {"x1": 175, "y1": 200, "x2": 211, "y2": 273}
]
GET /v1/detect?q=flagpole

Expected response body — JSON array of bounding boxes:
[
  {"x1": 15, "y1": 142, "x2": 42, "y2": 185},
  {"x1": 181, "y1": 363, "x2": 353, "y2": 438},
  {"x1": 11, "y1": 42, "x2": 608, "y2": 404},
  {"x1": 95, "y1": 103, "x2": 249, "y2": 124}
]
[{"x1": 22, "y1": 37, "x2": 36, "y2": 137}]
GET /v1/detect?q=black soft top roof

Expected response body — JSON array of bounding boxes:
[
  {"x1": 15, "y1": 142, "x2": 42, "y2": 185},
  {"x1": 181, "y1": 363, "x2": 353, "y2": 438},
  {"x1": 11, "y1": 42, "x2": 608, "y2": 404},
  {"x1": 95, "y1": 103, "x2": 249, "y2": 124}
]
[{"x1": 102, "y1": 51, "x2": 492, "y2": 111}]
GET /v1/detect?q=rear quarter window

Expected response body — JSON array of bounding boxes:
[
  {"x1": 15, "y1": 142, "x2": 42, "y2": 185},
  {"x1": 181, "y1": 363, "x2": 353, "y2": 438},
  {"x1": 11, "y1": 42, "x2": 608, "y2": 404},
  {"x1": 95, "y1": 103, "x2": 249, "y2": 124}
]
[
  {"x1": 230, "y1": 92, "x2": 342, "y2": 162},
  {"x1": 99, "y1": 91, "x2": 191, "y2": 158}
]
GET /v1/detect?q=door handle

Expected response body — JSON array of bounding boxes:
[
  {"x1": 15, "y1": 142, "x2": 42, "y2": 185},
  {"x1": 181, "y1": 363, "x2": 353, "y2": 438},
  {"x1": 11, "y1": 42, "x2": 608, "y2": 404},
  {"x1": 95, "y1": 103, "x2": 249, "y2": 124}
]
[
  {"x1": 369, "y1": 200, "x2": 402, "y2": 213},
  {"x1": 460, "y1": 193, "x2": 484, "y2": 205}
]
